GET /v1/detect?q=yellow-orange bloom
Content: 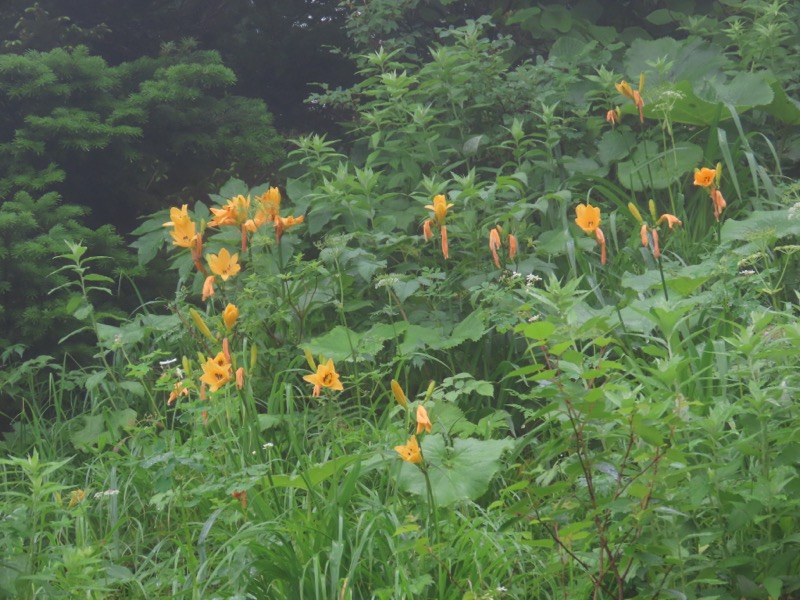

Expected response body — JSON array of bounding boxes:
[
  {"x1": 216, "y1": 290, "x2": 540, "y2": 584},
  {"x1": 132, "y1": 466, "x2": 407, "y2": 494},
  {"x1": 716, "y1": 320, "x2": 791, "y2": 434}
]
[
  {"x1": 575, "y1": 203, "x2": 601, "y2": 234},
  {"x1": 416, "y1": 405, "x2": 432, "y2": 435},
  {"x1": 202, "y1": 275, "x2": 216, "y2": 301},
  {"x1": 394, "y1": 435, "x2": 422, "y2": 464},
  {"x1": 163, "y1": 205, "x2": 191, "y2": 227},
  {"x1": 615, "y1": 80, "x2": 635, "y2": 100},
  {"x1": 222, "y1": 303, "x2": 239, "y2": 330},
  {"x1": 508, "y1": 234, "x2": 518, "y2": 260},
  {"x1": 424, "y1": 194, "x2": 453, "y2": 225},
  {"x1": 244, "y1": 209, "x2": 269, "y2": 233},
  {"x1": 169, "y1": 219, "x2": 198, "y2": 248},
  {"x1": 207, "y1": 248, "x2": 240, "y2": 280},
  {"x1": 68, "y1": 489, "x2": 86, "y2": 508},
  {"x1": 259, "y1": 187, "x2": 282, "y2": 221},
  {"x1": 200, "y1": 352, "x2": 232, "y2": 392},
  {"x1": 209, "y1": 195, "x2": 251, "y2": 227},
  {"x1": 274, "y1": 215, "x2": 304, "y2": 242},
  {"x1": 693, "y1": 167, "x2": 716, "y2": 188},
  {"x1": 441, "y1": 225, "x2": 449, "y2": 260},
  {"x1": 605, "y1": 107, "x2": 620, "y2": 126},
  {"x1": 168, "y1": 380, "x2": 190, "y2": 405},
  {"x1": 615, "y1": 78, "x2": 645, "y2": 122},
  {"x1": 657, "y1": 214, "x2": 683, "y2": 229},
  {"x1": 303, "y1": 358, "x2": 343, "y2": 396}
]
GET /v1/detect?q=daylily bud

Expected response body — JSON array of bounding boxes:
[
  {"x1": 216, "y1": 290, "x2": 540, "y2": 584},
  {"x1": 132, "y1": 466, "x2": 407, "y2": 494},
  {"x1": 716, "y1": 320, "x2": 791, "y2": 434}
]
[
  {"x1": 424, "y1": 380, "x2": 436, "y2": 403},
  {"x1": 640, "y1": 224, "x2": 649, "y2": 248},
  {"x1": 648, "y1": 199, "x2": 658, "y2": 223},
  {"x1": 250, "y1": 344, "x2": 258, "y2": 370},
  {"x1": 304, "y1": 348, "x2": 316, "y2": 371},
  {"x1": 628, "y1": 202, "x2": 644, "y2": 224},
  {"x1": 189, "y1": 308, "x2": 216, "y2": 342},
  {"x1": 391, "y1": 379, "x2": 408, "y2": 409},
  {"x1": 222, "y1": 303, "x2": 239, "y2": 330},
  {"x1": 508, "y1": 234, "x2": 518, "y2": 261}
]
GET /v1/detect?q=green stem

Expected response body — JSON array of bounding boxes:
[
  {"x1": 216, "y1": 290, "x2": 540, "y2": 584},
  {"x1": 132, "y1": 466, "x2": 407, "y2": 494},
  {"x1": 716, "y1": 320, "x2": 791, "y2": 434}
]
[
  {"x1": 421, "y1": 464, "x2": 439, "y2": 544},
  {"x1": 657, "y1": 256, "x2": 669, "y2": 302}
]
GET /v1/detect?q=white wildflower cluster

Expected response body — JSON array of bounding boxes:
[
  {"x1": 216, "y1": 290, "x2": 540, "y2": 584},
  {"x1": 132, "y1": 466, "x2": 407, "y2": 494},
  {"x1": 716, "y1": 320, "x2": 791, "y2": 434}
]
[
  {"x1": 788, "y1": 202, "x2": 800, "y2": 221},
  {"x1": 374, "y1": 275, "x2": 400, "y2": 289},
  {"x1": 94, "y1": 489, "x2": 120, "y2": 499},
  {"x1": 526, "y1": 273, "x2": 542, "y2": 286},
  {"x1": 738, "y1": 269, "x2": 756, "y2": 276}
]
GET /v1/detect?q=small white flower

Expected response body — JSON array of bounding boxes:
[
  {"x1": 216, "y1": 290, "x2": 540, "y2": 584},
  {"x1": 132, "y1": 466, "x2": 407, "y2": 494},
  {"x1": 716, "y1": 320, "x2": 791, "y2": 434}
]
[
  {"x1": 526, "y1": 273, "x2": 542, "y2": 285},
  {"x1": 175, "y1": 367, "x2": 184, "y2": 379},
  {"x1": 527, "y1": 314, "x2": 542, "y2": 323},
  {"x1": 738, "y1": 269, "x2": 756, "y2": 276},
  {"x1": 159, "y1": 358, "x2": 177, "y2": 367},
  {"x1": 496, "y1": 585, "x2": 508, "y2": 592},
  {"x1": 262, "y1": 443, "x2": 274, "y2": 450}
]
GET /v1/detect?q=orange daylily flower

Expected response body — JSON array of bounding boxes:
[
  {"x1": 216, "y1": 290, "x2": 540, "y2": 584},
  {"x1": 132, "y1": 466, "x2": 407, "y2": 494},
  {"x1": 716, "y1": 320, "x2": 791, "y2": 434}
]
[
  {"x1": 274, "y1": 215, "x2": 304, "y2": 242},
  {"x1": 657, "y1": 214, "x2": 683, "y2": 229},
  {"x1": 258, "y1": 187, "x2": 282, "y2": 221},
  {"x1": 200, "y1": 352, "x2": 232, "y2": 393},
  {"x1": 394, "y1": 435, "x2": 422, "y2": 464},
  {"x1": 244, "y1": 209, "x2": 269, "y2": 233},
  {"x1": 575, "y1": 203, "x2": 601, "y2": 234},
  {"x1": 222, "y1": 303, "x2": 239, "y2": 330},
  {"x1": 615, "y1": 76, "x2": 645, "y2": 122},
  {"x1": 163, "y1": 204, "x2": 192, "y2": 228},
  {"x1": 693, "y1": 167, "x2": 716, "y2": 188},
  {"x1": 207, "y1": 248, "x2": 241, "y2": 280},
  {"x1": 605, "y1": 107, "x2": 620, "y2": 126},
  {"x1": 209, "y1": 195, "x2": 251, "y2": 227},
  {"x1": 416, "y1": 405, "x2": 432, "y2": 434},
  {"x1": 168, "y1": 380, "x2": 190, "y2": 405},
  {"x1": 163, "y1": 205, "x2": 199, "y2": 248},
  {"x1": 422, "y1": 194, "x2": 453, "y2": 260},
  {"x1": 424, "y1": 194, "x2": 453, "y2": 225},
  {"x1": 575, "y1": 203, "x2": 606, "y2": 265},
  {"x1": 303, "y1": 358, "x2": 344, "y2": 396},
  {"x1": 169, "y1": 219, "x2": 198, "y2": 248}
]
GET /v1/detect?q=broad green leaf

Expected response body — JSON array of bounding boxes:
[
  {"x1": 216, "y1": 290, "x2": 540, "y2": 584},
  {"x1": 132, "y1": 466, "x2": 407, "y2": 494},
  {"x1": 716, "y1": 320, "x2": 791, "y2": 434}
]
[
  {"x1": 617, "y1": 141, "x2": 702, "y2": 191},
  {"x1": 396, "y1": 435, "x2": 512, "y2": 506},
  {"x1": 265, "y1": 455, "x2": 359, "y2": 490}
]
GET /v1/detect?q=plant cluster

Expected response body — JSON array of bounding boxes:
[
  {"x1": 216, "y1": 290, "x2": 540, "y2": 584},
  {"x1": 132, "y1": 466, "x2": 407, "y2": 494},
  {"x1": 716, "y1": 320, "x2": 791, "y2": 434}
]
[{"x1": 2, "y1": 3, "x2": 800, "y2": 599}]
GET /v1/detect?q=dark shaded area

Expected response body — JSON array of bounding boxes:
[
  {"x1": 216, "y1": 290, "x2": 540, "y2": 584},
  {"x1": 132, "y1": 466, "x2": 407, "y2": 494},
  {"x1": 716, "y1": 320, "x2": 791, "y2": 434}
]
[{"x1": 1, "y1": 0, "x2": 357, "y2": 135}]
